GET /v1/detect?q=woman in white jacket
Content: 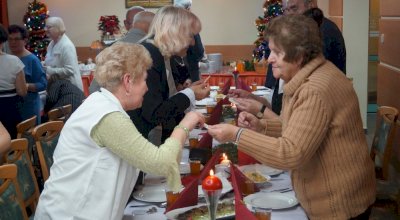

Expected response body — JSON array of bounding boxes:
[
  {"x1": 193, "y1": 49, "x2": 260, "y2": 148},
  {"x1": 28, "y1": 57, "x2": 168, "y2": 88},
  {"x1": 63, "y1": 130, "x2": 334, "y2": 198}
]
[{"x1": 44, "y1": 16, "x2": 83, "y2": 91}]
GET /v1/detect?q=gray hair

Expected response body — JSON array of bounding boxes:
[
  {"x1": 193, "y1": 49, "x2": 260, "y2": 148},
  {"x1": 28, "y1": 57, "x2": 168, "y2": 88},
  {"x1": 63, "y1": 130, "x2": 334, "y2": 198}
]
[
  {"x1": 174, "y1": 0, "x2": 192, "y2": 10},
  {"x1": 46, "y1": 17, "x2": 66, "y2": 34},
  {"x1": 133, "y1": 11, "x2": 155, "y2": 25}
]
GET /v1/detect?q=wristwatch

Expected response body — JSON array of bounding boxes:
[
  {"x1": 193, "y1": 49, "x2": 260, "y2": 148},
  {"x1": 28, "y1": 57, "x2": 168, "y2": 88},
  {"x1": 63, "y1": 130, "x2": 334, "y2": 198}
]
[{"x1": 256, "y1": 105, "x2": 267, "y2": 119}]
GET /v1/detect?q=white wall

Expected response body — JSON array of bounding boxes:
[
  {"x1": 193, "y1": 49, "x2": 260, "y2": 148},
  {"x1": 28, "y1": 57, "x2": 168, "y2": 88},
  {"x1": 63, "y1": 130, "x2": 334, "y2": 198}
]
[
  {"x1": 343, "y1": 1, "x2": 369, "y2": 129},
  {"x1": 8, "y1": 0, "x2": 264, "y2": 47}
]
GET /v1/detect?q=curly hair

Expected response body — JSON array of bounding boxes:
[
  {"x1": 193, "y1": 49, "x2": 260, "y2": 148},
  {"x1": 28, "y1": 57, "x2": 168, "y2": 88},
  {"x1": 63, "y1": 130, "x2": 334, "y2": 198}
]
[
  {"x1": 265, "y1": 14, "x2": 322, "y2": 67},
  {"x1": 8, "y1": 24, "x2": 29, "y2": 39},
  {"x1": 94, "y1": 42, "x2": 152, "y2": 92}
]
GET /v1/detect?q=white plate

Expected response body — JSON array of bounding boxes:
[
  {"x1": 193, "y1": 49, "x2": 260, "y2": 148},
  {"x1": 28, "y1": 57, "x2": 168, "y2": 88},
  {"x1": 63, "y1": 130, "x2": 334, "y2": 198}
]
[
  {"x1": 244, "y1": 192, "x2": 298, "y2": 210},
  {"x1": 132, "y1": 187, "x2": 166, "y2": 203},
  {"x1": 239, "y1": 164, "x2": 283, "y2": 177},
  {"x1": 198, "y1": 173, "x2": 232, "y2": 197},
  {"x1": 252, "y1": 90, "x2": 271, "y2": 96},
  {"x1": 196, "y1": 97, "x2": 215, "y2": 106}
]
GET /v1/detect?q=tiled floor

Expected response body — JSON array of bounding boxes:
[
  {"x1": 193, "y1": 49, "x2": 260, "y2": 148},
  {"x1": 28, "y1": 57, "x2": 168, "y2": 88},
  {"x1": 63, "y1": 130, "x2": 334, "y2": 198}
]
[{"x1": 366, "y1": 113, "x2": 400, "y2": 219}]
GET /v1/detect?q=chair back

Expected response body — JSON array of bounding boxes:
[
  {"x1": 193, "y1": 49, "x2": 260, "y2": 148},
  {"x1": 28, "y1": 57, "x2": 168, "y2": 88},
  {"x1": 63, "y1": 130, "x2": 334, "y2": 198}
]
[
  {"x1": 370, "y1": 106, "x2": 399, "y2": 180},
  {"x1": 32, "y1": 121, "x2": 64, "y2": 182},
  {"x1": 3, "y1": 138, "x2": 40, "y2": 213},
  {"x1": 0, "y1": 164, "x2": 29, "y2": 220},
  {"x1": 48, "y1": 104, "x2": 72, "y2": 122},
  {"x1": 16, "y1": 116, "x2": 37, "y2": 167}
]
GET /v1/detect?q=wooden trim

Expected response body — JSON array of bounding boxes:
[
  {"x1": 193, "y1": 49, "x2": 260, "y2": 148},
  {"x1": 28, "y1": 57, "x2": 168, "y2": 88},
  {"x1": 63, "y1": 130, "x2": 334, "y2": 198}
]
[
  {"x1": 329, "y1": 0, "x2": 343, "y2": 16},
  {"x1": 329, "y1": 17, "x2": 343, "y2": 32},
  {"x1": 380, "y1": 0, "x2": 400, "y2": 16},
  {"x1": 76, "y1": 45, "x2": 256, "y2": 64},
  {"x1": 379, "y1": 19, "x2": 400, "y2": 69},
  {"x1": 0, "y1": 0, "x2": 9, "y2": 26}
]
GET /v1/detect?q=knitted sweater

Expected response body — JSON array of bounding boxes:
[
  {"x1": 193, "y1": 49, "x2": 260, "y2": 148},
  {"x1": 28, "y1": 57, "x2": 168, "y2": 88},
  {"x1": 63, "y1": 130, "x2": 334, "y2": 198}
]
[{"x1": 238, "y1": 56, "x2": 376, "y2": 219}]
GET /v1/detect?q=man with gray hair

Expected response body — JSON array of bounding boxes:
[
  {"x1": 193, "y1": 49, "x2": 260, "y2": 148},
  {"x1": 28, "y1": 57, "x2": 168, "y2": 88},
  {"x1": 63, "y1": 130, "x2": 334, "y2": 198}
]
[{"x1": 120, "y1": 11, "x2": 155, "y2": 43}]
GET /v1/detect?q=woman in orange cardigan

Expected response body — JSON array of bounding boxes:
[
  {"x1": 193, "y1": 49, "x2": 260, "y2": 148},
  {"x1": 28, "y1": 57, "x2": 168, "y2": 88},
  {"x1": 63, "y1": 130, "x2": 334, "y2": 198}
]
[{"x1": 208, "y1": 15, "x2": 375, "y2": 219}]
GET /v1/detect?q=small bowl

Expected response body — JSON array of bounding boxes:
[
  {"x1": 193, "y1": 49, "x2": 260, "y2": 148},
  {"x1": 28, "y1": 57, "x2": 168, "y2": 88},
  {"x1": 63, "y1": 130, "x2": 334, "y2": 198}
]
[{"x1": 243, "y1": 171, "x2": 271, "y2": 187}]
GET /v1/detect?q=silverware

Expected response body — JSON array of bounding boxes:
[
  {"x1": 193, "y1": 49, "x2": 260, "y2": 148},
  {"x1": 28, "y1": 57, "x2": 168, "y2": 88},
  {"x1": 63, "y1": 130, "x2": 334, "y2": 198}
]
[{"x1": 130, "y1": 202, "x2": 166, "y2": 208}]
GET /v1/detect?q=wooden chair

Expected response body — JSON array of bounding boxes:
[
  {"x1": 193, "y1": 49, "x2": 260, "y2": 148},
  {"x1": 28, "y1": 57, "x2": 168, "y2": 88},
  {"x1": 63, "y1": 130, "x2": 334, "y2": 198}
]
[
  {"x1": 48, "y1": 104, "x2": 72, "y2": 122},
  {"x1": 32, "y1": 121, "x2": 64, "y2": 182},
  {"x1": 3, "y1": 138, "x2": 40, "y2": 214},
  {"x1": 16, "y1": 116, "x2": 37, "y2": 163},
  {"x1": 370, "y1": 106, "x2": 399, "y2": 180},
  {"x1": 0, "y1": 164, "x2": 29, "y2": 220}
]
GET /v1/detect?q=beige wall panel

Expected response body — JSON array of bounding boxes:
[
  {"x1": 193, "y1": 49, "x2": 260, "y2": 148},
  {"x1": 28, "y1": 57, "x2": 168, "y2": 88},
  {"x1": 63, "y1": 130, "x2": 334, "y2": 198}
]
[
  {"x1": 329, "y1": 17, "x2": 343, "y2": 32},
  {"x1": 377, "y1": 64, "x2": 400, "y2": 110},
  {"x1": 380, "y1": 0, "x2": 400, "y2": 16},
  {"x1": 329, "y1": 0, "x2": 343, "y2": 16},
  {"x1": 379, "y1": 19, "x2": 400, "y2": 68}
]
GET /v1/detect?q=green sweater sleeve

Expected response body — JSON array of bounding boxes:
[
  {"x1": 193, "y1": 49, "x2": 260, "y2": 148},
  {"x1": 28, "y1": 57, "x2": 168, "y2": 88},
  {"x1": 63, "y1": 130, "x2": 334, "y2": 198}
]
[{"x1": 90, "y1": 111, "x2": 183, "y2": 192}]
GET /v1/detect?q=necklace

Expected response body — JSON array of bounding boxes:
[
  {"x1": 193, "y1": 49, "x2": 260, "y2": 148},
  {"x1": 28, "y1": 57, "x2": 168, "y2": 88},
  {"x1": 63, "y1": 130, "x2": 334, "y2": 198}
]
[{"x1": 174, "y1": 57, "x2": 185, "y2": 67}]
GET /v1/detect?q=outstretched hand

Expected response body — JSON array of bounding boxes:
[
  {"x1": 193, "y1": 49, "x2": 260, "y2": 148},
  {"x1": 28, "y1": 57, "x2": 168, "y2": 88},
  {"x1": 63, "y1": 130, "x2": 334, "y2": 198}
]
[
  {"x1": 238, "y1": 111, "x2": 263, "y2": 132},
  {"x1": 207, "y1": 123, "x2": 240, "y2": 143}
]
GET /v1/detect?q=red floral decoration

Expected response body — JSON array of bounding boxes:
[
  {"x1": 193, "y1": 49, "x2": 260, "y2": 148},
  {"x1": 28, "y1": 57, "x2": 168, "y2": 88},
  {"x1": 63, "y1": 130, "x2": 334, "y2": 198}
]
[{"x1": 98, "y1": 15, "x2": 120, "y2": 36}]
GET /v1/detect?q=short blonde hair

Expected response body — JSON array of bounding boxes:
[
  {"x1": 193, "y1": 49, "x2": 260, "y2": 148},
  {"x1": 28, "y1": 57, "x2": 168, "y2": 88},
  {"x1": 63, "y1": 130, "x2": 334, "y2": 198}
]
[
  {"x1": 94, "y1": 42, "x2": 152, "y2": 92},
  {"x1": 145, "y1": 6, "x2": 201, "y2": 57},
  {"x1": 46, "y1": 17, "x2": 66, "y2": 34}
]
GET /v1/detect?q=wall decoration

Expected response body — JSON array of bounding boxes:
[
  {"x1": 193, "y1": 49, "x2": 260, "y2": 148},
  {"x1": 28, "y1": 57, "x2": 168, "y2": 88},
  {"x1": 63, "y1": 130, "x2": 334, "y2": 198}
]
[{"x1": 126, "y1": 0, "x2": 173, "y2": 8}]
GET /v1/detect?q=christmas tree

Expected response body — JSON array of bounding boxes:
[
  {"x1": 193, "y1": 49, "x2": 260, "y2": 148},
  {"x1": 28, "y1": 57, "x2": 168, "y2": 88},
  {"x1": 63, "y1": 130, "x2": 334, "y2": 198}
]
[
  {"x1": 23, "y1": 0, "x2": 50, "y2": 61},
  {"x1": 253, "y1": 0, "x2": 283, "y2": 61}
]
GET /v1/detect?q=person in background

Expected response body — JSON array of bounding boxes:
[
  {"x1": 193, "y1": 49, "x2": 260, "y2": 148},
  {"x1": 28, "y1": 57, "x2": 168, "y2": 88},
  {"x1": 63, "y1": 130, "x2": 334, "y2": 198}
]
[
  {"x1": 128, "y1": 6, "x2": 210, "y2": 143},
  {"x1": 0, "y1": 24, "x2": 27, "y2": 138},
  {"x1": 89, "y1": 10, "x2": 154, "y2": 94},
  {"x1": 44, "y1": 17, "x2": 83, "y2": 91},
  {"x1": 0, "y1": 122, "x2": 11, "y2": 165},
  {"x1": 173, "y1": 0, "x2": 205, "y2": 83},
  {"x1": 284, "y1": 0, "x2": 346, "y2": 73},
  {"x1": 121, "y1": 11, "x2": 155, "y2": 43},
  {"x1": 123, "y1": 6, "x2": 145, "y2": 32},
  {"x1": 207, "y1": 15, "x2": 375, "y2": 219},
  {"x1": 34, "y1": 42, "x2": 205, "y2": 220},
  {"x1": 8, "y1": 24, "x2": 47, "y2": 124},
  {"x1": 43, "y1": 73, "x2": 85, "y2": 119}
]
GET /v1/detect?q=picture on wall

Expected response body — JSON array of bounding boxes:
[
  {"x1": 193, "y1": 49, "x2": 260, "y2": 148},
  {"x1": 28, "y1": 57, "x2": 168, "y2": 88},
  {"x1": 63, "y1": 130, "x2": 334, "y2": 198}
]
[{"x1": 126, "y1": 0, "x2": 173, "y2": 8}]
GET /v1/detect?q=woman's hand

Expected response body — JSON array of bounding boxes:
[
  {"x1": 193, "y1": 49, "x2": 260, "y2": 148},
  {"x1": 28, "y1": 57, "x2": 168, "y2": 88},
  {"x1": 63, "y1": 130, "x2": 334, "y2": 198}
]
[
  {"x1": 238, "y1": 111, "x2": 263, "y2": 132},
  {"x1": 179, "y1": 111, "x2": 205, "y2": 131},
  {"x1": 190, "y1": 80, "x2": 210, "y2": 100},
  {"x1": 235, "y1": 98, "x2": 263, "y2": 116},
  {"x1": 227, "y1": 89, "x2": 251, "y2": 98},
  {"x1": 207, "y1": 124, "x2": 240, "y2": 143}
]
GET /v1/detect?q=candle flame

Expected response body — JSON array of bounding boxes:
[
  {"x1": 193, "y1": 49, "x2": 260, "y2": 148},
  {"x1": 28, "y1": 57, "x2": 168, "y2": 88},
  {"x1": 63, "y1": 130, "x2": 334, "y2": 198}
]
[
  {"x1": 234, "y1": 66, "x2": 237, "y2": 71},
  {"x1": 222, "y1": 153, "x2": 228, "y2": 160},
  {"x1": 210, "y1": 169, "x2": 214, "y2": 176}
]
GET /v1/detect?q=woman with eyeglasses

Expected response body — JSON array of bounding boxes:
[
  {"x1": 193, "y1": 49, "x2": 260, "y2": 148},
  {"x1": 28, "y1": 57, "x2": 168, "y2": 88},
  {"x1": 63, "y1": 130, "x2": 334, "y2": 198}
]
[
  {"x1": 0, "y1": 24, "x2": 27, "y2": 138},
  {"x1": 8, "y1": 24, "x2": 47, "y2": 124}
]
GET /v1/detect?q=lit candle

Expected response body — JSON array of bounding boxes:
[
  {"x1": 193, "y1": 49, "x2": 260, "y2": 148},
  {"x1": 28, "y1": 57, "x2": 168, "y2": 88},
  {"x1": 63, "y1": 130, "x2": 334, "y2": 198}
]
[
  {"x1": 202, "y1": 169, "x2": 223, "y2": 220},
  {"x1": 202, "y1": 170, "x2": 223, "y2": 191},
  {"x1": 220, "y1": 153, "x2": 231, "y2": 166}
]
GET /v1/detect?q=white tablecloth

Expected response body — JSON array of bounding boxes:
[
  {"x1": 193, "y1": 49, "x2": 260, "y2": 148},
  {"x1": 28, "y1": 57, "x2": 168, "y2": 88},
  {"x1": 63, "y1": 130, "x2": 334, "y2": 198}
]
[{"x1": 123, "y1": 149, "x2": 308, "y2": 220}]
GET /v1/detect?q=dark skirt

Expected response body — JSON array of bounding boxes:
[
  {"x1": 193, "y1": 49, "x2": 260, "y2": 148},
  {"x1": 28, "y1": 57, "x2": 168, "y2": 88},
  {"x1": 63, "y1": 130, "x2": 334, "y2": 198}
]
[{"x1": 0, "y1": 95, "x2": 23, "y2": 138}]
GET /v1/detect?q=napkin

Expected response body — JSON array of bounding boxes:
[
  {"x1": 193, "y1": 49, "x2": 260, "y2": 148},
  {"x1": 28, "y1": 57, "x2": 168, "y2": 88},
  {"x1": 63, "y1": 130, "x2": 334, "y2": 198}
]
[
  {"x1": 197, "y1": 133, "x2": 213, "y2": 149},
  {"x1": 221, "y1": 78, "x2": 232, "y2": 95},
  {"x1": 165, "y1": 176, "x2": 198, "y2": 213},
  {"x1": 238, "y1": 151, "x2": 260, "y2": 166},
  {"x1": 237, "y1": 79, "x2": 252, "y2": 92},
  {"x1": 230, "y1": 165, "x2": 258, "y2": 220}
]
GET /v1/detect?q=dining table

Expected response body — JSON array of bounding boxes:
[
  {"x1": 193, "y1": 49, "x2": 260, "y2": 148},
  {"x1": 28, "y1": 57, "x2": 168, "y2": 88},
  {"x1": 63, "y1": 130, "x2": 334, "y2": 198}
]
[
  {"x1": 122, "y1": 148, "x2": 307, "y2": 220},
  {"x1": 122, "y1": 85, "x2": 307, "y2": 220}
]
